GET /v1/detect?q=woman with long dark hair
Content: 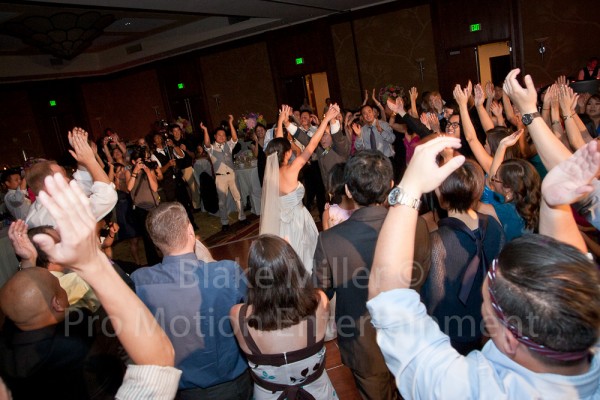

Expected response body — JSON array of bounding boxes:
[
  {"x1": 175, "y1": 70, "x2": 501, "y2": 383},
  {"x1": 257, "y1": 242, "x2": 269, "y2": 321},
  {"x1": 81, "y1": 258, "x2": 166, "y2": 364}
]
[{"x1": 230, "y1": 235, "x2": 337, "y2": 400}]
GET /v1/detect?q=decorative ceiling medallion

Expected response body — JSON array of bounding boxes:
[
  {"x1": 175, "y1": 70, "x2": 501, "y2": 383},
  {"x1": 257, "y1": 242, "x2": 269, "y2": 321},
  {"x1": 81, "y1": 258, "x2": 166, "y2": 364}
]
[{"x1": 0, "y1": 11, "x2": 115, "y2": 60}]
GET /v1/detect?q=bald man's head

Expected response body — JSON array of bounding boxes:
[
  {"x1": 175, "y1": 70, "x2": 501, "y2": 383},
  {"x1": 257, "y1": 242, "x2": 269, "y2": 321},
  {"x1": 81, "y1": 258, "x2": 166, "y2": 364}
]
[{"x1": 0, "y1": 268, "x2": 68, "y2": 331}]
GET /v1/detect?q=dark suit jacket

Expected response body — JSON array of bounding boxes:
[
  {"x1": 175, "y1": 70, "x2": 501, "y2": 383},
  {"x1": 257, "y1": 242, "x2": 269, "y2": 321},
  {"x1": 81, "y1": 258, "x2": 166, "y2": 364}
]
[
  {"x1": 312, "y1": 205, "x2": 431, "y2": 373},
  {"x1": 316, "y1": 131, "x2": 350, "y2": 185}
]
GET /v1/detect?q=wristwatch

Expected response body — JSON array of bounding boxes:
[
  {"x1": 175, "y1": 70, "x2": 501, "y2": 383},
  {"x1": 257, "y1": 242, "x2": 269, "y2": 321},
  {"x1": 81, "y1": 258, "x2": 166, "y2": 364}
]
[
  {"x1": 521, "y1": 112, "x2": 541, "y2": 126},
  {"x1": 388, "y1": 186, "x2": 421, "y2": 210}
]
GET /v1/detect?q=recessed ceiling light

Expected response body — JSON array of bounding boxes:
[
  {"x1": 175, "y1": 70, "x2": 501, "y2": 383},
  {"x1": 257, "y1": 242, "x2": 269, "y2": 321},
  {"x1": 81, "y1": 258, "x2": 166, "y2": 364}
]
[{"x1": 124, "y1": 22, "x2": 131, "y2": 26}]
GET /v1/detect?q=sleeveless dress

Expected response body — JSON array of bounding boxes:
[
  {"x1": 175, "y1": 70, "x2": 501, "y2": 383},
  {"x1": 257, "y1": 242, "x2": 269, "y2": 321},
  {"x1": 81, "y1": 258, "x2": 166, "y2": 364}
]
[
  {"x1": 238, "y1": 304, "x2": 338, "y2": 400},
  {"x1": 280, "y1": 183, "x2": 318, "y2": 274}
]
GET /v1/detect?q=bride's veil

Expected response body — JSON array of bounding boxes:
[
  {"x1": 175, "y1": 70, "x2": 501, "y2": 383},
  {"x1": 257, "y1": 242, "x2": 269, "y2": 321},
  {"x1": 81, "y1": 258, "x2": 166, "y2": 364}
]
[{"x1": 259, "y1": 152, "x2": 281, "y2": 236}]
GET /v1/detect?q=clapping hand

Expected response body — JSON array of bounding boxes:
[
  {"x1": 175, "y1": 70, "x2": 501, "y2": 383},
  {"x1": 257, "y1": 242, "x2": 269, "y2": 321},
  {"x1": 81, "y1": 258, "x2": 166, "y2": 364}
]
[
  {"x1": 31, "y1": 173, "x2": 105, "y2": 276},
  {"x1": 68, "y1": 127, "x2": 95, "y2": 166},
  {"x1": 474, "y1": 83, "x2": 485, "y2": 107},
  {"x1": 400, "y1": 136, "x2": 465, "y2": 198},
  {"x1": 278, "y1": 104, "x2": 291, "y2": 123},
  {"x1": 502, "y1": 69, "x2": 538, "y2": 114},
  {"x1": 542, "y1": 140, "x2": 600, "y2": 206},
  {"x1": 323, "y1": 103, "x2": 340, "y2": 122},
  {"x1": 8, "y1": 220, "x2": 37, "y2": 263},
  {"x1": 453, "y1": 83, "x2": 471, "y2": 108},
  {"x1": 490, "y1": 101, "x2": 503, "y2": 117},
  {"x1": 351, "y1": 122, "x2": 362, "y2": 137},
  {"x1": 387, "y1": 97, "x2": 404, "y2": 114},
  {"x1": 499, "y1": 129, "x2": 523, "y2": 148},
  {"x1": 558, "y1": 85, "x2": 578, "y2": 116},
  {"x1": 485, "y1": 81, "x2": 494, "y2": 99}
]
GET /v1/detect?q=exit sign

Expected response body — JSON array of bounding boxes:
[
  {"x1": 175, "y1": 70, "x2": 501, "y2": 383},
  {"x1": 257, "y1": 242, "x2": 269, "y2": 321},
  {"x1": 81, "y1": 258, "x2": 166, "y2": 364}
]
[
  {"x1": 470, "y1": 23, "x2": 481, "y2": 32},
  {"x1": 177, "y1": 83, "x2": 185, "y2": 89},
  {"x1": 49, "y1": 100, "x2": 57, "y2": 107},
  {"x1": 295, "y1": 57, "x2": 304, "y2": 65}
]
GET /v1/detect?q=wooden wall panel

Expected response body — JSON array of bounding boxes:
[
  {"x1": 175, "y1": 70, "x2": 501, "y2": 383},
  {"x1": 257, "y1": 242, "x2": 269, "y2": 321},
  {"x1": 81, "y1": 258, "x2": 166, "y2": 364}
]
[
  {"x1": 520, "y1": 0, "x2": 600, "y2": 86},
  {"x1": 0, "y1": 89, "x2": 44, "y2": 166},
  {"x1": 334, "y1": 4, "x2": 438, "y2": 110},
  {"x1": 198, "y1": 41, "x2": 278, "y2": 129},
  {"x1": 81, "y1": 68, "x2": 165, "y2": 142}
]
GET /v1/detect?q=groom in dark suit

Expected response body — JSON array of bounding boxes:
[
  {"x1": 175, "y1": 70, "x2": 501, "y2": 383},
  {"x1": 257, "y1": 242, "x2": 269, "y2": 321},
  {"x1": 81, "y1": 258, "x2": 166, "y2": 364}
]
[{"x1": 312, "y1": 150, "x2": 431, "y2": 399}]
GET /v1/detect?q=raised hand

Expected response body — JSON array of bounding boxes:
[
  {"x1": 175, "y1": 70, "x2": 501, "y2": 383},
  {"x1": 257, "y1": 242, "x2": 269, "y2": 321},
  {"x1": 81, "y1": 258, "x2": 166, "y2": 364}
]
[
  {"x1": 502, "y1": 69, "x2": 538, "y2": 114},
  {"x1": 32, "y1": 173, "x2": 104, "y2": 275},
  {"x1": 310, "y1": 114, "x2": 320, "y2": 125},
  {"x1": 490, "y1": 101, "x2": 503, "y2": 117},
  {"x1": 400, "y1": 136, "x2": 465, "y2": 198},
  {"x1": 543, "y1": 140, "x2": 600, "y2": 206},
  {"x1": 351, "y1": 122, "x2": 362, "y2": 137},
  {"x1": 420, "y1": 113, "x2": 431, "y2": 130},
  {"x1": 474, "y1": 83, "x2": 486, "y2": 107},
  {"x1": 90, "y1": 140, "x2": 99, "y2": 154},
  {"x1": 453, "y1": 83, "x2": 470, "y2": 107},
  {"x1": 409, "y1": 87, "x2": 418, "y2": 102},
  {"x1": 558, "y1": 85, "x2": 578, "y2": 116},
  {"x1": 323, "y1": 103, "x2": 340, "y2": 122},
  {"x1": 499, "y1": 129, "x2": 523, "y2": 148},
  {"x1": 556, "y1": 75, "x2": 569, "y2": 87},
  {"x1": 278, "y1": 104, "x2": 292, "y2": 124},
  {"x1": 8, "y1": 220, "x2": 37, "y2": 263},
  {"x1": 372, "y1": 88, "x2": 377, "y2": 101},
  {"x1": 68, "y1": 126, "x2": 88, "y2": 148},
  {"x1": 542, "y1": 84, "x2": 556, "y2": 110},
  {"x1": 200, "y1": 122, "x2": 208, "y2": 132},
  {"x1": 427, "y1": 113, "x2": 440, "y2": 133},
  {"x1": 387, "y1": 97, "x2": 404, "y2": 114},
  {"x1": 485, "y1": 81, "x2": 494, "y2": 99},
  {"x1": 68, "y1": 127, "x2": 95, "y2": 165},
  {"x1": 228, "y1": 114, "x2": 234, "y2": 123}
]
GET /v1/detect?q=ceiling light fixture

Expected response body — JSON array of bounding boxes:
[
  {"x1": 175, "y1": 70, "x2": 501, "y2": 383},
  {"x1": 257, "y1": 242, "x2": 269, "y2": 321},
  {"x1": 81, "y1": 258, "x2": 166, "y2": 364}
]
[{"x1": 0, "y1": 11, "x2": 115, "y2": 60}]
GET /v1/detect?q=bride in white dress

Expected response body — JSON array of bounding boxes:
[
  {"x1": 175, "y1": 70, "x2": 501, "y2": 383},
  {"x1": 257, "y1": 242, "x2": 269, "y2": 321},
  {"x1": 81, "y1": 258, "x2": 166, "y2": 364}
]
[{"x1": 260, "y1": 104, "x2": 340, "y2": 273}]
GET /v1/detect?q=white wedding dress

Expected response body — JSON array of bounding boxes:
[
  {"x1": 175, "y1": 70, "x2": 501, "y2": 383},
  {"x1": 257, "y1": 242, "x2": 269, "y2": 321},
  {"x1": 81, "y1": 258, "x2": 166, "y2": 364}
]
[{"x1": 260, "y1": 154, "x2": 318, "y2": 273}]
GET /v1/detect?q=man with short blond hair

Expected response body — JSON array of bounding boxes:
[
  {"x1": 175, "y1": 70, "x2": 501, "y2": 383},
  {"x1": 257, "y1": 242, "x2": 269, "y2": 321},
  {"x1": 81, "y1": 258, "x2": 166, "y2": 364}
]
[{"x1": 132, "y1": 202, "x2": 250, "y2": 399}]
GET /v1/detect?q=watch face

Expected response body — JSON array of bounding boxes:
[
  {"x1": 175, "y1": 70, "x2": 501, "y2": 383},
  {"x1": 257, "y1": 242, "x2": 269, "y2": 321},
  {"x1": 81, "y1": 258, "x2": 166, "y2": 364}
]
[
  {"x1": 388, "y1": 187, "x2": 400, "y2": 205},
  {"x1": 522, "y1": 114, "x2": 533, "y2": 125}
]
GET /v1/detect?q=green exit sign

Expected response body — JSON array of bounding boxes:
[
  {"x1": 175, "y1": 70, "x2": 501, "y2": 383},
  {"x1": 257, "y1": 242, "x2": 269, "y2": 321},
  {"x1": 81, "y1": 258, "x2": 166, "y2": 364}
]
[
  {"x1": 49, "y1": 100, "x2": 57, "y2": 107},
  {"x1": 177, "y1": 83, "x2": 185, "y2": 89},
  {"x1": 295, "y1": 57, "x2": 304, "y2": 65},
  {"x1": 470, "y1": 23, "x2": 481, "y2": 32}
]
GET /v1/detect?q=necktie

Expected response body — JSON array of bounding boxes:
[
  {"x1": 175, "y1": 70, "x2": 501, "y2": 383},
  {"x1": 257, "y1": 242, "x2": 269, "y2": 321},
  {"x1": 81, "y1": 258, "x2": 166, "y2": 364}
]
[{"x1": 370, "y1": 126, "x2": 377, "y2": 150}]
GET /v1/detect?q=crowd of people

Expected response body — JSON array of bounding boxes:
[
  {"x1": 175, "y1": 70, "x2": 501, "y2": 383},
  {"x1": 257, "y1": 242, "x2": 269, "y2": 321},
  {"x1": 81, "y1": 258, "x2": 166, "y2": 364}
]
[{"x1": 0, "y1": 65, "x2": 599, "y2": 399}]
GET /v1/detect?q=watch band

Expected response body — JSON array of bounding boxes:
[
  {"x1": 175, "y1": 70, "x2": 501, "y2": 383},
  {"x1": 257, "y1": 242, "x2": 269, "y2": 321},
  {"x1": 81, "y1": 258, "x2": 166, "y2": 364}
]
[{"x1": 388, "y1": 186, "x2": 421, "y2": 210}]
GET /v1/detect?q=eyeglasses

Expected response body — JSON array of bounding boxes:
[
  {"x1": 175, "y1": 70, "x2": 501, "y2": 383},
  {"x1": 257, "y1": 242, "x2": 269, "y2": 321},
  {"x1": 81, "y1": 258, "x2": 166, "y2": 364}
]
[
  {"x1": 446, "y1": 122, "x2": 460, "y2": 129},
  {"x1": 486, "y1": 259, "x2": 589, "y2": 361},
  {"x1": 490, "y1": 175, "x2": 504, "y2": 185}
]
